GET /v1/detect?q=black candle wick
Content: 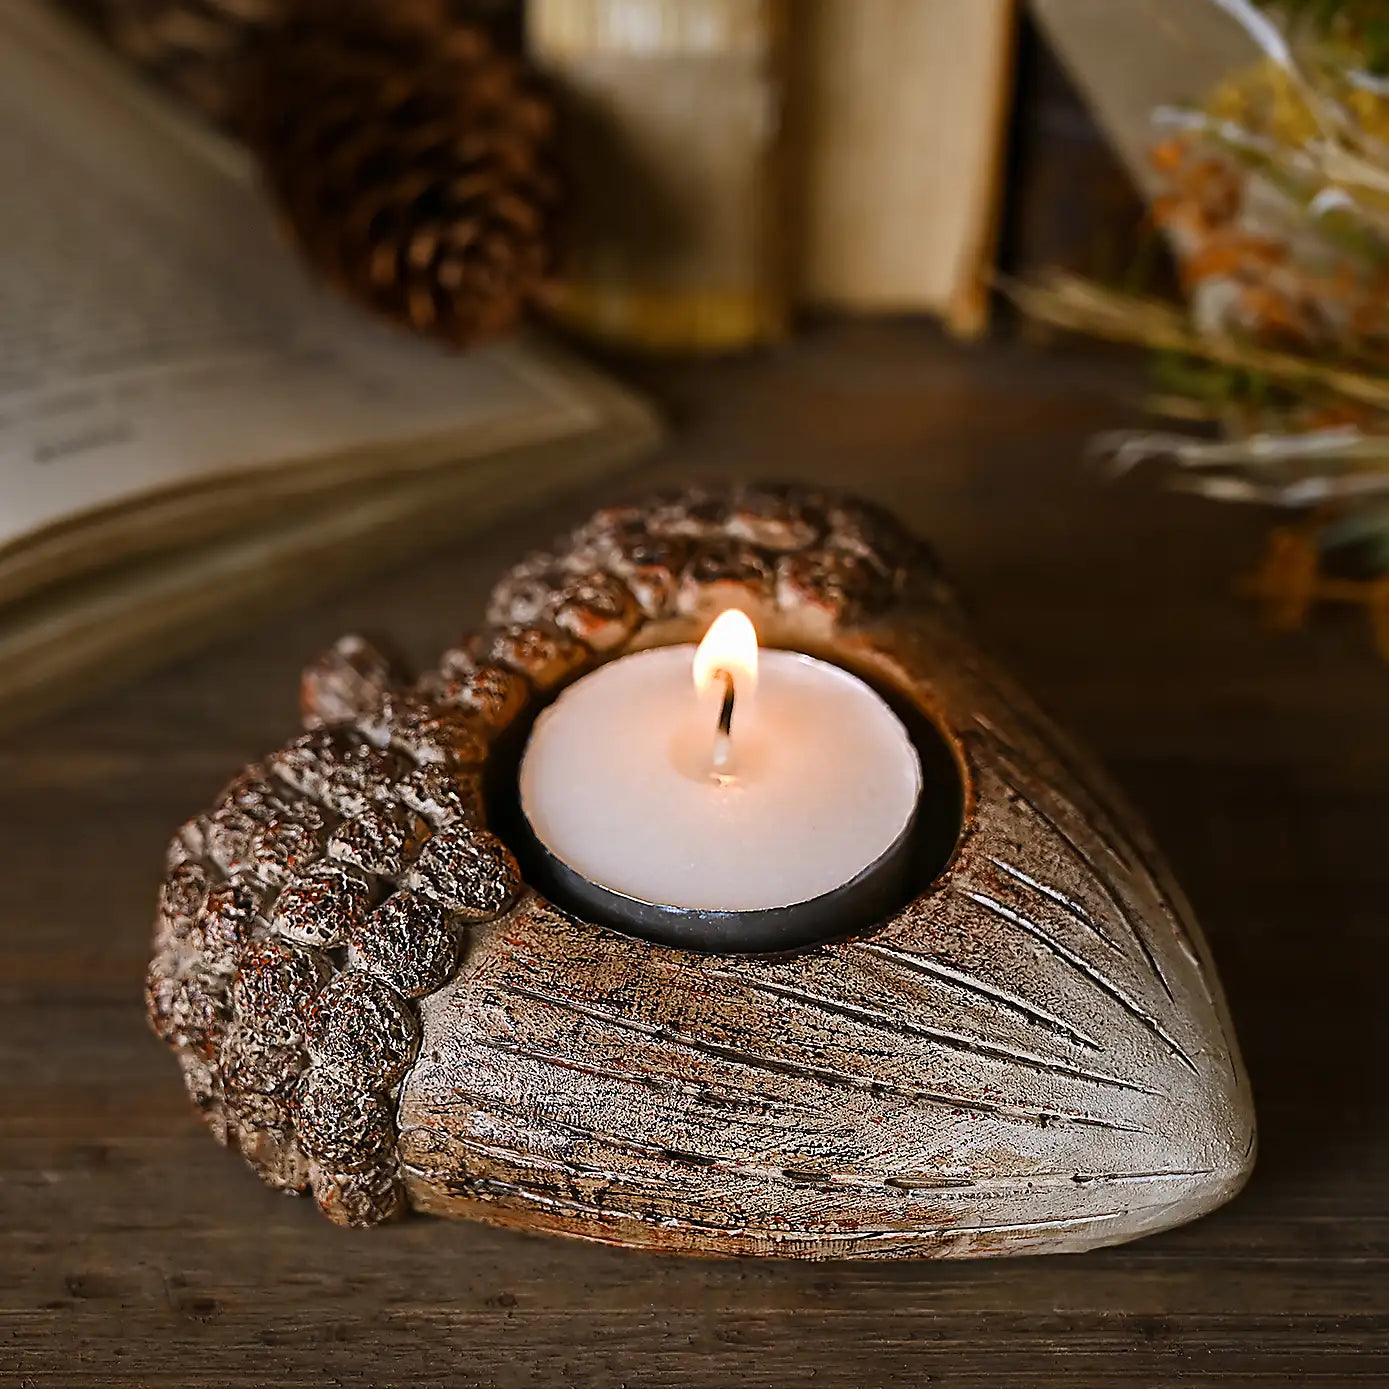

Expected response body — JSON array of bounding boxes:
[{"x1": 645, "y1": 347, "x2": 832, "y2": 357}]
[
  {"x1": 712, "y1": 668, "x2": 736, "y2": 771},
  {"x1": 716, "y1": 668, "x2": 736, "y2": 738}
]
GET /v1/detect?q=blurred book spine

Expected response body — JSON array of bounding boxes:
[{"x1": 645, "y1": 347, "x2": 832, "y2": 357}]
[
  {"x1": 528, "y1": 0, "x2": 788, "y2": 353},
  {"x1": 789, "y1": 0, "x2": 1018, "y2": 338}
]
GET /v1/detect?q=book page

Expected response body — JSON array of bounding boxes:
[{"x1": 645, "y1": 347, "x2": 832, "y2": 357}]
[{"x1": 0, "y1": 1, "x2": 605, "y2": 554}]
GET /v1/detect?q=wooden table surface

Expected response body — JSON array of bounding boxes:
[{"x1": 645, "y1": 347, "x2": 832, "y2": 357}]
[{"x1": 4, "y1": 323, "x2": 1386, "y2": 1387}]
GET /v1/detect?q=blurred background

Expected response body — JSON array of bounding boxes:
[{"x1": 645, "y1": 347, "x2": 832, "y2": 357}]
[{"x1": 5, "y1": 0, "x2": 1388, "y2": 726}]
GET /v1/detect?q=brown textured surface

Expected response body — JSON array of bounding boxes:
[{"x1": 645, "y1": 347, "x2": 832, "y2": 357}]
[
  {"x1": 378, "y1": 485, "x2": 1250, "y2": 1256},
  {"x1": 141, "y1": 481, "x2": 948, "y2": 1233},
  {"x1": 3, "y1": 324, "x2": 1387, "y2": 1379},
  {"x1": 398, "y1": 586, "x2": 1253, "y2": 1256},
  {"x1": 152, "y1": 475, "x2": 1245, "y2": 1245}
]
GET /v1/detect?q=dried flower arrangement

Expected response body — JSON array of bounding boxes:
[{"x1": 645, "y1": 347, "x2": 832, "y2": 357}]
[{"x1": 1016, "y1": 0, "x2": 1389, "y2": 654}]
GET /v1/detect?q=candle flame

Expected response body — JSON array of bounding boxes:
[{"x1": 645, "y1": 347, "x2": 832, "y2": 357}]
[{"x1": 693, "y1": 609, "x2": 759, "y2": 700}]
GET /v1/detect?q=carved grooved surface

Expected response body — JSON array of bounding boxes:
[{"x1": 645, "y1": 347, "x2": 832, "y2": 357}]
[
  {"x1": 398, "y1": 601, "x2": 1255, "y2": 1259},
  {"x1": 149, "y1": 483, "x2": 1253, "y2": 1249}
]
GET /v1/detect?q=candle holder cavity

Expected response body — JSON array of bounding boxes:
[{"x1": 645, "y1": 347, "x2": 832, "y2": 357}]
[{"x1": 146, "y1": 484, "x2": 1255, "y2": 1256}]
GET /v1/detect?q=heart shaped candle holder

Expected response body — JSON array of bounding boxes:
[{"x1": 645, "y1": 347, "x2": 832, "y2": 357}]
[{"x1": 146, "y1": 485, "x2": 1254, "y2": 1256}]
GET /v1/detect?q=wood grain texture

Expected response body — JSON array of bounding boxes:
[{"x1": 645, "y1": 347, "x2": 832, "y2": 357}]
[{"x1": 2, "y1": 324, "x2": 1387, "y2": 1384}]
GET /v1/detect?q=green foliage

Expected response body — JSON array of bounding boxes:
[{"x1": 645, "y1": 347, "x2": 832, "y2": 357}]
[
  {"x1": 1149, "y1": 350, "x2": 1301, "y2": 415},
  {"x1": 1263, "y1": 0, "x2": 1389, "y2": 71}
]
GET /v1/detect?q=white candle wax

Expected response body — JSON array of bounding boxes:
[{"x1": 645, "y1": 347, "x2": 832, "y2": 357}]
[{"x1": 519, "y1": 643, "x2": 922, "y2": 914}]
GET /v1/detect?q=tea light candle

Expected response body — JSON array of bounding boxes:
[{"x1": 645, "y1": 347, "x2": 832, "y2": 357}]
[{"x1": 519, "y1": 610, "x2": 922, "y2": 951}]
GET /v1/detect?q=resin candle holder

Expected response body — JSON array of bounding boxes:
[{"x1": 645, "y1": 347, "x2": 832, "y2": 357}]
[{"x1": 146, "y1": 485, "x2": 1255, "y2": 1256}]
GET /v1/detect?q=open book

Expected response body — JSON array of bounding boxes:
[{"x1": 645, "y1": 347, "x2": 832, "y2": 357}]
[{"x1": 0, "y1": 1, "x2": 660, "y2": 731}]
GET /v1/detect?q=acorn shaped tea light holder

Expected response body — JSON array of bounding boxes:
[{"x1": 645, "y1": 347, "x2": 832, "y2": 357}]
[{"x1": 146, "y1": 485, "x2": 1254, "y2": 1257}]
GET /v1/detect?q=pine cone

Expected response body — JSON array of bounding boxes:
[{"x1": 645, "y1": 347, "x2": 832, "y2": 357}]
[
  {"x1": 77, "y1": 0, "x2": 281, "y2": 129},
  {"x1": 144, "y1": 631, "x2": 525, "y2": 1224},
  {"x1": 244, "y1": 0, "x2": 561, "y2": 347}
]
